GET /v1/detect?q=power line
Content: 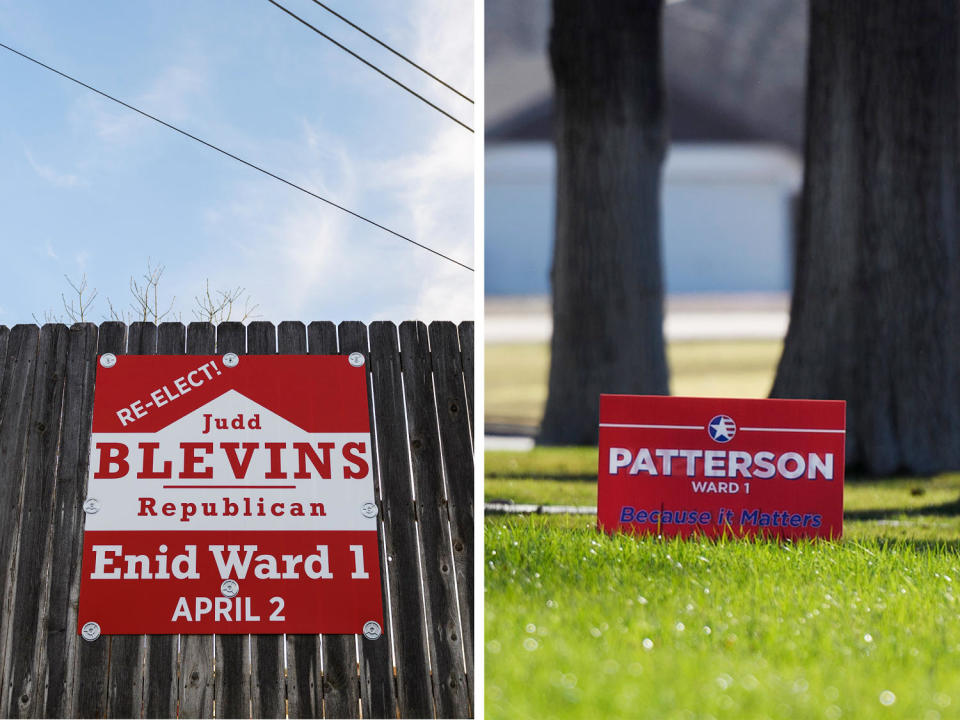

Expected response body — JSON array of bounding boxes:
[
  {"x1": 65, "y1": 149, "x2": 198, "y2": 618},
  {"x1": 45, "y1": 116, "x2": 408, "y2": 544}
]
[
  {"x1": 0, "y1": 41, "x2": 474, "y2": 272},
  {"x1": 306, "y1": 0, "x2": 473, "y2": 104},
  {"x1": 264, "y1": 0, "x2": 473, "y2": 133}
]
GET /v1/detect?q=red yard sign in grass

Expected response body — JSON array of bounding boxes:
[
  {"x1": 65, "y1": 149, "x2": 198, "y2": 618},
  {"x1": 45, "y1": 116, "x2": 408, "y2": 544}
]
[{"x1": 598, "y1": 395, "x2": 845, "y2": 540}]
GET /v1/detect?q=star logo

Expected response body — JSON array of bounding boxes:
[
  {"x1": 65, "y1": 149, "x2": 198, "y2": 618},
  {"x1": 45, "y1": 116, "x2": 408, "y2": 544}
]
[{"x1": 708, "y1": 415, "x2": 736, "y2": 443}]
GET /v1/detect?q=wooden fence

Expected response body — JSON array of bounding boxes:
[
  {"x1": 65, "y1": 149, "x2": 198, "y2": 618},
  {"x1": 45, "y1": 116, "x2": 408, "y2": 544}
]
[{"x1": 0, "y1": 320, "x2": 474, "y2": 719}]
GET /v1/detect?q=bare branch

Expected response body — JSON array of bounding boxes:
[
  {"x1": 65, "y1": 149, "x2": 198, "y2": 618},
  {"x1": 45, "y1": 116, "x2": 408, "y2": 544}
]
[
  {"x1": 41, "y1": 266, "x2": 256, "y2": 329},
  {"x1": 32, "y1": 308, "x2": 64, "y2": 325},
  {"x1": 126, "y1": 258, "x2": 175, "y2": 324},
  {"x1": 192, "y1": 281, "x2": 258, "y2": 324},
  {"x1": 106, "y1": 297, "x2": 130, "y2": 324},
  {"x1": 61, "y1": 274, "x2": 98, "y2": 323}
]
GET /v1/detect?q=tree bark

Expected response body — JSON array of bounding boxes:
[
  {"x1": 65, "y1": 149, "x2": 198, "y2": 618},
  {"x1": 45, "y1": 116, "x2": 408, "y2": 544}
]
[
  {"x1": 538, "y1": 0, "x2": 669, "y2": 445},
  {"x1": 773, "y1": 0, "x2": 960, "y2": 475}
]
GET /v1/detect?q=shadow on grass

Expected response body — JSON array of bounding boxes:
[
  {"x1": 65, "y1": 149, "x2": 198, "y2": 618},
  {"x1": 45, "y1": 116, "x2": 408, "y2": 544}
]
[
  {"x1": 845, "y1": 497, "x2": 960, "y2": 521},
  {"x1": 485, "y1": 472, "x2": 597, "y2": 482},
  {"x1": 857, "y1": 538, "x2": 960, "y2": 554}
]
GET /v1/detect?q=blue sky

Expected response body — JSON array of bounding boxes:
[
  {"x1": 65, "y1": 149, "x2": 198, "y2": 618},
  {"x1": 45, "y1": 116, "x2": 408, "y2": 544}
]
[{"x1": 0, "y1": 0, "x2": 474, "y2": 325}]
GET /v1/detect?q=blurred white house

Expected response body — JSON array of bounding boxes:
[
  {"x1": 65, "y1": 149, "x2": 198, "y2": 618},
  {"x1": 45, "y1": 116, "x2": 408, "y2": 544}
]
[{"x1": 485, "y1": 0, "x2": 808, "y2": 297}]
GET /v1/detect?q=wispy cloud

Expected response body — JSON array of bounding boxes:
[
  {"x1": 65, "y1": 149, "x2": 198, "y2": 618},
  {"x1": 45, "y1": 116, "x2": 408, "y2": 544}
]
[
  {"x1": 410, "y1": 0, "x2": 474, "y2": 103},
  {"x1": 87, "y1": 1, "x2": 475, "y2": 325},
  {"x1": 190, "y1": 114, "x2": 473, "y2": 323},
  {"x1": 72, "y1": 61, "x2": 209, "y2": 146},
  {"x1": 363, "y1": 124, "x2": 473, "y2": 320},
  {"x1": 24, "y1": 147, "x2": 85, "y2": 188}
]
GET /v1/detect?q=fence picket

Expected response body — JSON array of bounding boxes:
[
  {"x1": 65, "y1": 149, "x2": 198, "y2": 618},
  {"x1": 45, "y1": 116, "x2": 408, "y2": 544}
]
[
  {"x1": 0, "y1": 326, "x2": 10, "y2": 388},
  {"x1": 0, "y1": 326, "x2": 41, "y2": 712},
  {"x1": 212, "y1": 320, "x2": 253, "y2": 720},
  {"x1": 245, "y1": 321, "x2": 288, "y2": 720},
  {"x1": 427, "y1": 322, "x2": 474, "y2": 703},
  {"x1": 1, "y1": 325, "x2": 69, "y2": 718},
  {"x1": 368, "y1": 322, "x2": 432, "y2": 717},
  {"x1": 286, "y1": 322, "x2": 340, "y2": 719},
  {"x1": 458, "y1": 322, "x2": 475, "y2": 433},
  {"x1": 399, "y1": 322, "x2": 471, "y2": 718},
  {"x1": 43, "y1": 323, "x2": 98, "y2": 718},
  {"x1": 143, "y1": 323, "x2": 185, "y2": 719},
  {"x1": 101, "y1": 322, "x2": 158, "y2": 718},
  {"x1": 74, "y1": 322, "x2": 127, "y2": 718},
  {"x1": 179, "y1": 323, "x2": 216, "y2": 719}
]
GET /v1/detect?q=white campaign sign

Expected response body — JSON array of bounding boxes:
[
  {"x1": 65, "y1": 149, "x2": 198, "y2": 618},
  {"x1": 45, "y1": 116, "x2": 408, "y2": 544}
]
[{"x1": 86, "y1": 389, "x2": 376, "y2": 532}]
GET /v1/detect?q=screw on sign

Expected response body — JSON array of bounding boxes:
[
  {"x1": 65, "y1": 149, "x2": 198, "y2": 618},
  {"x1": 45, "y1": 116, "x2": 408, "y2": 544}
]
[
  {"x1": 363, "y1": 620, "x2": 382, "y2": 640},
  {"x1": 78, "y1": 354, "x2": 384, "y2": 635},
  {"x1": 220, "y1": 579, "x2": 240, "y2": 598},
  {"x1": 81, "y1": 622, "x2": 101, "y2": 642},
  {"x1": 598, "y1": 395, "x2": 846, "y2": 540}
]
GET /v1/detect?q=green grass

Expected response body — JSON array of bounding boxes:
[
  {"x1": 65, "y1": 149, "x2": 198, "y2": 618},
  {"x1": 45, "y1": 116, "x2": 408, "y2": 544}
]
[
  {"x1": 486, "y1": 339, "x2": 782, "y2": 429},
  {"x1": 485, "y1": 449, "x2": 960, "y2": 719},
  {"x1": 486, "y1": 448, "x2": 960, "y2": 538}
]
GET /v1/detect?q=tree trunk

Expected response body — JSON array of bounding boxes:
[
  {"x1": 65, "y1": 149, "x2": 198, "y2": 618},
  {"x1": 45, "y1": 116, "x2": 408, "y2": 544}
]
[
  {"x1": 772, "y1": 0, "x2": 960, "y2": 475},
  {"x1": 538, "y1": 0, "x2": 669, "y2": 445}
]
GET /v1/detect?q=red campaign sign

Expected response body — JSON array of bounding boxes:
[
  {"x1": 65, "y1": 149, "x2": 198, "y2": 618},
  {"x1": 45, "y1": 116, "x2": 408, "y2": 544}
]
[
  {"x1": 78, "y1": 354, "x2": 384, "y2": 636},
  {"x1": 598, "y1": 395, "x2": 845, "y2": 540}
]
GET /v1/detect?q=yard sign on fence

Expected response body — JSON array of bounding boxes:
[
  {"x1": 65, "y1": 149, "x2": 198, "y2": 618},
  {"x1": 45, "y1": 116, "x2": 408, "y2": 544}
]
[
  {"x1": 78, "y1": 353, "x2": 383, "y2": 636},
  {"x1": 0, "y1": 320, "x2": 473, "y2": 719}
]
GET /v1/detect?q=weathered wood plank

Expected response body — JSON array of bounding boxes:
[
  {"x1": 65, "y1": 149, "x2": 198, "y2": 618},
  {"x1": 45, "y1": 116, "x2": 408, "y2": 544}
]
[
  {"x1": 399, "y1": 322, "x2": 471, "y2": 718},
  {"x1": 246, "y1": 321, "x2": 287, "y2": 720},
  {"x1": 101, "y1": 322, "x2": 160, "y2": 718},
  {"x1": 0, "y1": 326, "x2": 40, "y2": 704},
  {"x1": 158, "y1": 322, "x2": 186, "y2": 355},
  {"x1": 369, "y1": 322, "x2": 430, "y2": 717},
  {"x1": 187, "y1": 322, "x2": 216, "y2": 356},
  {"x1": 247, "y1": 321, "x2": 276, "y2": 356},
  {"x1": 285, "y1": 634, "x2": 321, "y2": 720},
  {"x1": 105, "y1": 634, "x2": 143, "y2": 719},
  {"x1": 216, "y1": 321, "x2": 246, "y2": 355},
  {"x1": 458, "y1": 321, "x2": 474, "y2": 435},
  {"x1": 74, "y1": 322, "x2": 127, "y2": 718},
  {"x1": 43, "y1": 323, "x2": 98, "y2": 718},
  {"x1": 277, "y1": 320, "x2": 307, "y2": 354},
  {"x1": 277, "y1": 321, "x2": 317, "y2": 720},
  {"x1": 339, "y1": 321, "x2": 396, "y2": 720},
  {"x1": 143, "y1": 323, "x2": 184, "y2": 719},
  {"x1": 179, "y1": 323, "x2": 216, "y2": 719},
  {"x1": 306, "y1": 321, "x2": 336, "y2": 358},
  {"x1": 427, "y1": 322, "x2": 474, "y2": 706},
  {"x1": 0, "y1": 326, "x2": 10, "y2": 390},
  {"x1": 315, "y1": 324, "x2": 366, "y2": 720},
  {"x1": 285, "y1": 322, "x2": 339, "y2": 719},
  {"x1": 215, "y1": 633, "x2": 251, "y2": 720},
  {"x1": 1, "y1": 325, "x2": 69, "y2": 718},
  {"x1": 127, "y1": 321, "x2": 158, "y2": 355},
  {"x1": 213, "y1": 321, "x2": 252, "y2": 720}
]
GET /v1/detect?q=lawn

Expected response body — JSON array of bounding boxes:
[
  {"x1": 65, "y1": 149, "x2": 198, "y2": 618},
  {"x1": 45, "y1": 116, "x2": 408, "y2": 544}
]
[
  {"x1": 485, "y1": 448, "x2": 960, "y2": 719},
  {"x1": 486, "y1": 338, "x2": 960, "y2": 718}
]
